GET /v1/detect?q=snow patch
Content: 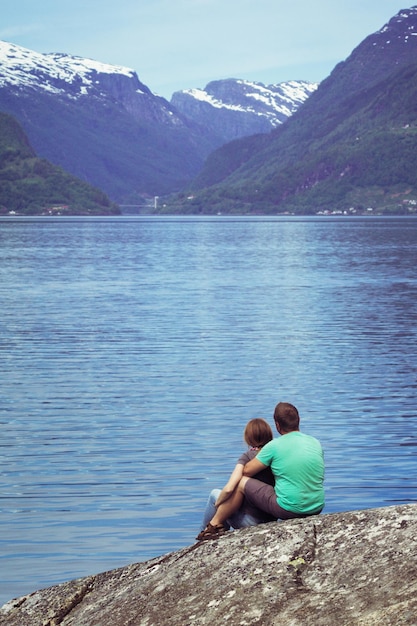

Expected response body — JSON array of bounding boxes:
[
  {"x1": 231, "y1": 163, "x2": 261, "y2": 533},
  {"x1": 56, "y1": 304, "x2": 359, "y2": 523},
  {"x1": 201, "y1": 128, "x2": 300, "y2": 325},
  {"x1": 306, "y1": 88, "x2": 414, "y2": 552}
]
[
  {"x1": 0, "y1": 40, "x2": 141, "y2": 97},
  {"x1": 178, "y1": 79, "x2": 318, "y2": 125}
]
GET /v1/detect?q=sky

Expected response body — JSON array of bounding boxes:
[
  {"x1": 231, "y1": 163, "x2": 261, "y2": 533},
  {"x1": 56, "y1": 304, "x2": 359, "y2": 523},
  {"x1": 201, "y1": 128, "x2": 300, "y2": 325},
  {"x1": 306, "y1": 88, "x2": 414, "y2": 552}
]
[{"x1": 0, "y1": 1, "x2": 409, "y2": 99}]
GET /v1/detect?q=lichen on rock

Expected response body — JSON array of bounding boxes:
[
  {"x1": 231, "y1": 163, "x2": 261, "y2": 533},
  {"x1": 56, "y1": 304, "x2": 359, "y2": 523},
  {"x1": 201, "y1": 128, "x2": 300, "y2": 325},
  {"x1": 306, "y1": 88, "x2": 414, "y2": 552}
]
[{"x1": 1, "y1": 504, "x2": 417, "y2": 625}]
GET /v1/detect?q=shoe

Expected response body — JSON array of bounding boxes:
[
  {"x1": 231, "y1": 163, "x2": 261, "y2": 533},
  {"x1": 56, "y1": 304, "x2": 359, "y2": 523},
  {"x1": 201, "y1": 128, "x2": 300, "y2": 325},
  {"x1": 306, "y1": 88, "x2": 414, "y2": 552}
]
[{"x1": 196, "y1": 522, "x2": 228, "y2": 541}]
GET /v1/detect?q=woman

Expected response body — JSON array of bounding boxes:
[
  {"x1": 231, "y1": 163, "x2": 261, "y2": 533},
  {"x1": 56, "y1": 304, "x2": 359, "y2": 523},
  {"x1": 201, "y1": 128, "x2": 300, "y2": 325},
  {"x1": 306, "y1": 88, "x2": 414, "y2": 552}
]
[{"x1": 197, "y1": 418, "x2": 276, "y2": 540}]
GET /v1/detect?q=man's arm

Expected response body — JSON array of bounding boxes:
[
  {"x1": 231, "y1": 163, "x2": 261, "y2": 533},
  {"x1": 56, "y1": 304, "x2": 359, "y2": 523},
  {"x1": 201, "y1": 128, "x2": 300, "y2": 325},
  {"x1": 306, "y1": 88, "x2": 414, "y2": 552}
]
[{"x1": 243, "y1": 457, "x2": 268, "y2": 476}]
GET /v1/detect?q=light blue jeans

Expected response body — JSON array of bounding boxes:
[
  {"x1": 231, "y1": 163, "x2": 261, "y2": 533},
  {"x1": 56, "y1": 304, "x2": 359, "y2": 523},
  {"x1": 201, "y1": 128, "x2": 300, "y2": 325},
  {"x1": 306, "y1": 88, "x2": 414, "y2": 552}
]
[{"x1": 200, "y1": 488, "x2": 271, "y2": 531}]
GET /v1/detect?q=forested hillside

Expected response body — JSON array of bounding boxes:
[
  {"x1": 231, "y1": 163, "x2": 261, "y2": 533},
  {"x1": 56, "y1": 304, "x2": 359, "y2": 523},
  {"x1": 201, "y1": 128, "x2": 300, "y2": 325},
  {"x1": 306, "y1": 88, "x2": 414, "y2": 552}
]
[
  {"x1": 161, "y1": 8, "x2": 417, "y2": 215},
  {"x1": 0, "y1": 113, "x2": 120, "y2": 215}
]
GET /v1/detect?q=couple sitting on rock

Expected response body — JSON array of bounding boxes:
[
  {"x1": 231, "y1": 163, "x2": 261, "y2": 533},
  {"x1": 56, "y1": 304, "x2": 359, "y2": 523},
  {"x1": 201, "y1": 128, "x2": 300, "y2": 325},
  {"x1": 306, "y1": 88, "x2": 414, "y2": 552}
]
[{"x1": 197, "y1": 402, "x2": 325, "y2": 541}]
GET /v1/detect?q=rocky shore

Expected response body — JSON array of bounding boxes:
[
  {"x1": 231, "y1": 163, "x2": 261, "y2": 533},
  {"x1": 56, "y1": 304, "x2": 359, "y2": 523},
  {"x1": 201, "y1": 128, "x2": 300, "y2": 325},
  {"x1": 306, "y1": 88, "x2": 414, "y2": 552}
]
[{"x1": 1, "y1": 504, "x2": 416, "y2": 625}]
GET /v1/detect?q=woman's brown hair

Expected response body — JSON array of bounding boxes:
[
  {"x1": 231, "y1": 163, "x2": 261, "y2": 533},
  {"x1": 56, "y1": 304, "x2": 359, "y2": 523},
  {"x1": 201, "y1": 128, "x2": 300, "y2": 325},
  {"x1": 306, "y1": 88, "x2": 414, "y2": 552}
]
[{"x1": 244, "y1": 418, "x2": 273, "y2": 448}]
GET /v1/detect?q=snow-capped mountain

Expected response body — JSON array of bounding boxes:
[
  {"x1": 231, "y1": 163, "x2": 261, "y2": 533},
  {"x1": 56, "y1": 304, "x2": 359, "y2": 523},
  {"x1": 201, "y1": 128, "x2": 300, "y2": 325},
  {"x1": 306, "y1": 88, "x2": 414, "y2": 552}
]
[
  {"x1": 171, "y1": 79, "x2": 318, "y2": 143},
  {"x1": 0, "y1": 41, "x2": 138, "y2": 92},
  {"x1": 0, "y1": 40, "x2": 218, "y2": 201},
  {"x1": 0, "y1": 40, "x2": 188, "y2": 129},
  {"x1": 0, "y1": 39, "x2": 318, "y2": 202}
]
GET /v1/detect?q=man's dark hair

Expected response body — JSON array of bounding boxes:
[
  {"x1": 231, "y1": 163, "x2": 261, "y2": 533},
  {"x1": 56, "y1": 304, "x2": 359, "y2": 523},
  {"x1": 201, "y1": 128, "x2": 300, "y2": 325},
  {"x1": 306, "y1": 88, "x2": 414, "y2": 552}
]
[{"x1": 274, "y1": 402, "x2": 300, "y2": 433}]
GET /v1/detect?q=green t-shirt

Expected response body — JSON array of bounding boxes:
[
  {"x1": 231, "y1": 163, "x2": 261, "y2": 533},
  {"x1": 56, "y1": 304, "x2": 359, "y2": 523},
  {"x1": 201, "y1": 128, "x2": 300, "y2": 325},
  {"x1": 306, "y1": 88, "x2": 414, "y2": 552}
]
[{"x1": 256, "y1": 431, "x2": 325, "y2": 514}]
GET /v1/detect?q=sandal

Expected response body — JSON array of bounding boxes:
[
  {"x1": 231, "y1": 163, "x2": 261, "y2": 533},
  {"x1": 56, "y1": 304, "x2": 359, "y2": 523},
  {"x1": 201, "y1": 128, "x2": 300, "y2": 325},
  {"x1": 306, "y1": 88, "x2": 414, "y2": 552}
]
[{"x1": 196, "y1": 522, "x2": 228, "y2": 541}]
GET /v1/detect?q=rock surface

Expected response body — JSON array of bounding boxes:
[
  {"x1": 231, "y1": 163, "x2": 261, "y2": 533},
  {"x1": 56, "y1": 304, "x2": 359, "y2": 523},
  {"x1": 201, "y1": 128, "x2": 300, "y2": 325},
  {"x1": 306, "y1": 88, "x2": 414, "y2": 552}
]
[{"x1": 1, "y1": 504, "x2": 417, "y2": 625}]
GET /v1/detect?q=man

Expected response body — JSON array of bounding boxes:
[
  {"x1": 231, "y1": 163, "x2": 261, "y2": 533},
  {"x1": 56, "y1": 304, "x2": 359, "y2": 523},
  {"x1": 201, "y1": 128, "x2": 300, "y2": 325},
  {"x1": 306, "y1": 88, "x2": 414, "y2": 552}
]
[
  {"x1": 196, "y1": 402, "x2": 324, "y2": 540},
  {"x1": 242, "y1": 401, "x2": 325, "y2": 521}
]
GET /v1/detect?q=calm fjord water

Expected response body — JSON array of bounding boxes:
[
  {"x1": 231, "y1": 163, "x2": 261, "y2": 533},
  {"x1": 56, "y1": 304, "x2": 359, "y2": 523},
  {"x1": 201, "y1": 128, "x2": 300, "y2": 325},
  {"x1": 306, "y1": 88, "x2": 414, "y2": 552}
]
[{"x1": 0, "y1": 215, "x2": 416, "y2": 604}]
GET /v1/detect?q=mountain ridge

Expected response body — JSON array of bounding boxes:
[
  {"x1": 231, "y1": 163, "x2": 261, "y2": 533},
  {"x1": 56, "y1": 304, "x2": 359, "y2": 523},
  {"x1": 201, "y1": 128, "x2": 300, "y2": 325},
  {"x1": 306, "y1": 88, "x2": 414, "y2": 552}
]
[
  {"x1": 167, "y1": 5, "x2": 417, "y2": 215},
  {"x1": 0, "y1": 41, "x2": 315, "y2": 204},
  {"x1": 171, "y1": 78, "x2": 317, "y2": 144},
  {"x1": 0, "y1": 40, "x2": 216, "y2": 202}
]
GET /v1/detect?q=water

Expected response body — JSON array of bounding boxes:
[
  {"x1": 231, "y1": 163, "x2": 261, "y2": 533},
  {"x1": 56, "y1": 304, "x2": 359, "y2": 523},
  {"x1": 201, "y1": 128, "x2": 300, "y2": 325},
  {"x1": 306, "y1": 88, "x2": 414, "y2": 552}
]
[{"x1": 0, "y1": 215, "x2": 416, "y2": 605}]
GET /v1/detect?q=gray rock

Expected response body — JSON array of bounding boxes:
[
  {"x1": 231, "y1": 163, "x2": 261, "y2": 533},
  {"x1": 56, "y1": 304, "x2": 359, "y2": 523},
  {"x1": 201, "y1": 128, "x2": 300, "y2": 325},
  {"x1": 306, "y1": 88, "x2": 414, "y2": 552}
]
[{"x1": 1, "y1": 504, "x2": 417, "y2": 625}]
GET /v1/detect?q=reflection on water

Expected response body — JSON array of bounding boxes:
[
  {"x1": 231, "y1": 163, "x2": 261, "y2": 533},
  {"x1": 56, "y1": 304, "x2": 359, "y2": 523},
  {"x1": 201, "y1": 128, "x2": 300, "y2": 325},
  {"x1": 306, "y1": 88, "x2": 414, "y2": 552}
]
[{"x1": 0, "y1": 216, "x2": 416, "y2": 604}]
